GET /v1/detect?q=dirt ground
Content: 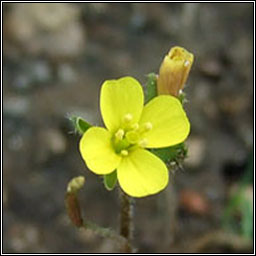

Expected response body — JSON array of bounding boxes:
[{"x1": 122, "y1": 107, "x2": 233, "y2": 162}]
[{"x1": 3, "y1": 3, "x2": 254, "y2": 253}]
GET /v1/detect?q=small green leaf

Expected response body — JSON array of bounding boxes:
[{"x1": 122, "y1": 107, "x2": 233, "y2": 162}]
[
  {"x1": 145, "y1": 73, "x2": 157, "y2": 103},
  {"x1": 69, "y1": 116, "x2": 92, "y2": 135},
  {"x1": 151, "y1": 143, "x2": 187, "y2": 163},
  {"x1": 103, "y1": 171, "x2": 117, "y2": 191},
  {"x1": 222, "y1": 185, "x2": 253, "y2": 239}
]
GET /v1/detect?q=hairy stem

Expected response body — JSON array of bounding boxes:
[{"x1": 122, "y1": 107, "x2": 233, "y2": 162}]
[
  {"x1": 119, "y1": 189, "x2": 135, "y2": 253},
  {"x1": 83, "y1": 220, "x2": 127, "y2": 246}
]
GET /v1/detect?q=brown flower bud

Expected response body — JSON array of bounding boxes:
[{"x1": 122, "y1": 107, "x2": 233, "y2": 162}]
[
  {"x1": 65, "y1": 176, "x2": 85, "y2": 227},
  {"x1": 157, "y1": 46, "x2": 194, "y2": 97}
]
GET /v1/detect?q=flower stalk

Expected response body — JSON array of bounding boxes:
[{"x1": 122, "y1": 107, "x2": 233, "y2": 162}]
[{"x1": 119, "y1": 189, "x2": 135, "y2": 253}]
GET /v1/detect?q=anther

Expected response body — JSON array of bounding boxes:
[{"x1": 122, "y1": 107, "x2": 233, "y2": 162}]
[
  {"x1": 120, "y1": 150, "x2": 129, "y2": 156},
  {"x1": 139, "y1": 138, "x2": 148, "y2": 148},
  {"x1": 144, "y1": 122, "x2": 153, "y2": 131},
  {"x1": 123, "y1": 113, "x2": 133, "y2": 123},
  {"x1": 131, "y1": 123, "x2": 139, "y2": 130},
  {"x1": 115, "y1": 129, "x2": 124, "y2": 140}
]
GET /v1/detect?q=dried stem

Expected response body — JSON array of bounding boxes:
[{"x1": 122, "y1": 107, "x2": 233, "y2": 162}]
[{"x1": 119, "y1": 189, "x2": 135, "y2": 253}]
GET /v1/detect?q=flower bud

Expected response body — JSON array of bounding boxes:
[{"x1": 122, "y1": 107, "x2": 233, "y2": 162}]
[
  {"x1": 157, "y1": 46, "x2": 194, "y2": 97},
  {"x1": 65, "y1": 176, "x2": 85, "y2": 227},
  {"x1": 67, "y1": 176, "x2": 85, "y2": 194}
]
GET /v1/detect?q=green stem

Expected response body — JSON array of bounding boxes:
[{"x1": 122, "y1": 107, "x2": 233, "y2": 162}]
[{"x1": 119, "y1": 189, "x2": 135, "y2": 253}]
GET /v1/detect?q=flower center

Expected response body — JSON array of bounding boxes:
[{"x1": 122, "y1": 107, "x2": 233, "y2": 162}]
[{"x1": 112, "y1": 113, "x2": 153, "y2": 156}]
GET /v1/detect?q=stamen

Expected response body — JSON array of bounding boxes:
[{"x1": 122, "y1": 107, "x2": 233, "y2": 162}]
[
  {"x1": 144, "y1": 122, "x2": 153, "y2": 131},
  {"x1": 115, "y1": 129, "x2": 124, "y2": 140},
  {"x1": 120, "y1": 150, "x2": 128, "y2": 156},
  {"x1": 131, "y1": 123, "x2": 139, "y2": 130},
  {"x1": 139, "y1": 138, "x2": 148, "y2": 148},
  {"x1": 123, "y1": 113, "x2": 133, "y2": 123}
]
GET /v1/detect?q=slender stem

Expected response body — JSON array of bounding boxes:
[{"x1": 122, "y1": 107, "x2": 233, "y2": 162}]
[
  {"x1": 66, "y1": 190, "x2": 129, "y2": 251},
  {"x1": 83, "y1": 220, "x2": 127, "y2": 246},
  {"x1": 119, "y1": 189, "x2": 134, "y2": 253}
]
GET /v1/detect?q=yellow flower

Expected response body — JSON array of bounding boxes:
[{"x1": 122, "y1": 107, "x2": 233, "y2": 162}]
[
  {"x1": 79, "y1": 77, "x2": 190, "y2": 197},
  {"x1": 157, "y1": 46, "x2": 194, "y2": 97}
]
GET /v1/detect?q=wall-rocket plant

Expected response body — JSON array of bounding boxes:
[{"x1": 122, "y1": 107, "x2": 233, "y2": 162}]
[{"x1": 66, "y1": 46, "x2": 194, "y2": 252}]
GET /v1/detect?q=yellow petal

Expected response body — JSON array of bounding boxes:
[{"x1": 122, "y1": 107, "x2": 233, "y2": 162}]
[
  {"x1": 117, "y1": 149, "x2": 169, "y2": 197},
  {"x1": 100, "y1": 77, "x2": 144, "y2": 132},
  {"x1": 79, "y1": 127, "x2": 121, "y2": 175},
  {"x1": 139, "y1": 95, "x2": 190, "y2": 148}
]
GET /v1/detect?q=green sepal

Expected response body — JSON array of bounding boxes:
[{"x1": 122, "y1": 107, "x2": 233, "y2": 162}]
[
  {"x1": 150, "y1": 143, "x2": 188, "y2": 164},
  {"x1": 145, "y1": 73, "x2": 158, "y2": 103},
  {"x1": 103, "y1": 171, "x2": 117, "y2": 191},
  {"x1": 69, "y1": 116, "x2": 92, "y2": 135},
  {"x1": 178, "y1": 91, "x2": 188, "y2": 105}
]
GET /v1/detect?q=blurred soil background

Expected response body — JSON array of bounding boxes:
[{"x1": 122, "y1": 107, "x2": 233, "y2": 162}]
[{"x1": 3, "y1": 3, "x2": 254, "y2": 253}]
